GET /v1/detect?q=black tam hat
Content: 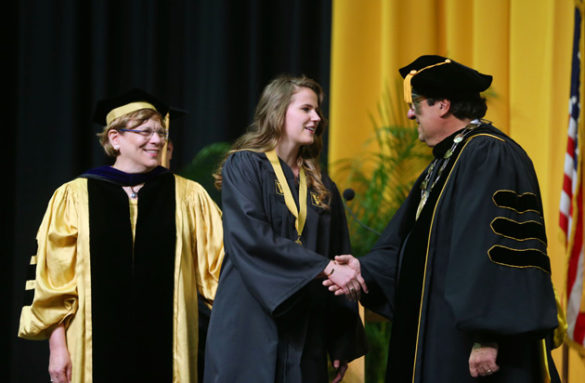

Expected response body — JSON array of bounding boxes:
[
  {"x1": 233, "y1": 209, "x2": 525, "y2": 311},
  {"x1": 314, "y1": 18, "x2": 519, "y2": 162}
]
[
  {"x1": 399, "y1": 55, "x2": 492, "y2": 103},
  {"x1": 93, "y1": 88, "x2": 186, "y2": 126}
]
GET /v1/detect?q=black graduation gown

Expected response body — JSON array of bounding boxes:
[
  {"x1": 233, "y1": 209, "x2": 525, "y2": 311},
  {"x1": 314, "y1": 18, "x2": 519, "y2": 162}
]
[
  {"x1": 359, "y1": 123, "x2": 560, "y2": 383},
  {"x1": 204, "y1": 151, "x2": 366, "y2": 383}
]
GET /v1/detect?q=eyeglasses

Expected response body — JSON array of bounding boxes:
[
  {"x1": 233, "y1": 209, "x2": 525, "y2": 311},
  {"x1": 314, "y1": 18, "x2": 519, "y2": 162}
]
[
  {"x1": 119, "y1": 127, "x2": 169, "y2": 141},
  {"x1": 409, "y1": 94, "x2": 426, "y2": 112}
]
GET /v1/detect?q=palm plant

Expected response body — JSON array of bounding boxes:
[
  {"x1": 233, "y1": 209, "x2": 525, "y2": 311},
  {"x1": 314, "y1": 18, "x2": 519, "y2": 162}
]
[{"x1": 179, "y1": 141, "x2": 231, "y2": 206}]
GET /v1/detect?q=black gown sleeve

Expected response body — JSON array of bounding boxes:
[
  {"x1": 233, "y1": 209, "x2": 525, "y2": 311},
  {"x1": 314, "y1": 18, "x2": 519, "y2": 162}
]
[
  {"x1": 442, "y1": 135, "x2": 558, "y2": 339},
  {"x1": 358, "y1": 176, "x2": 422, "y2": 320},
  {"x1": 325, "y1": 182, "x2": 367, "y2": 361},
  {"x1": 221, "y1": 151, "x2": 330, "y2": 316}
]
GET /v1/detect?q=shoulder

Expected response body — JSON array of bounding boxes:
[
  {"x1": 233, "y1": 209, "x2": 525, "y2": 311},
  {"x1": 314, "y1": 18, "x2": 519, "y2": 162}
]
[
  {"x1": 53, "y1": 177, "x2": 87, "y2": 197},
  {"x1": 173, "y1": 174, "x2": 204, "y2": 192},
  {"x1": 172, "y1": 174, "x2": 217, "y2": 201},
  {"x1": 453, "y1": 125, "x2": 540, "y2": 188},
  {"x1": 462, "y1": 124, "x2": 530, "y2": 162},
  {"x1": 39, "y1": 178, "x2": 88, "y2": 216},
  {"x1": 226, "y1": 150, "x2": 265, "y2": 166},
  {"x1": 223, "y1": 150, "x2": 268, "y2": 177},
  {"x1": 465, "y1": 124, "x2": 520, "y2": 148}
]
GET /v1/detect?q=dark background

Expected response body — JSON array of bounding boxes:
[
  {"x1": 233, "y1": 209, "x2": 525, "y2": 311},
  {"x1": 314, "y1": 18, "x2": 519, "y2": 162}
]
[{"x1": 4, "y1": 1, "x2": 332, "y2": 381}]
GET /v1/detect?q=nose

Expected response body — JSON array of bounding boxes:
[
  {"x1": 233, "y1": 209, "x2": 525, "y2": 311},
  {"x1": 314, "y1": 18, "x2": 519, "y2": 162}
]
[
  {"x1": 149, "y1": 131, "x2": 164, "y2": 145},
  {"x1": 310, "y1": 110, "x2": 321, "y2": 122},
  {"x1": 407, "y1": 108, "x2": 416, "y2": 120}
]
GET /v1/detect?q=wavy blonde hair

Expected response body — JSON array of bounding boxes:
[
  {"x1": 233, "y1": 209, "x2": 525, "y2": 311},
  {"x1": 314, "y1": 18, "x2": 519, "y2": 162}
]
[
  {"x1": 96, "y1": 109, "x2": 165, "y2": 157},
  {"x1": 214, "y1": 74, "x2": 331, "y2": 208}
]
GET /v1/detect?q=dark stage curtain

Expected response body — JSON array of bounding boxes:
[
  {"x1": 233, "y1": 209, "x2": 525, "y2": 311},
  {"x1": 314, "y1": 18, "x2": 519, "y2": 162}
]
[{"x1": 5, "y1": 1, "x2": 331, "y2": 381}]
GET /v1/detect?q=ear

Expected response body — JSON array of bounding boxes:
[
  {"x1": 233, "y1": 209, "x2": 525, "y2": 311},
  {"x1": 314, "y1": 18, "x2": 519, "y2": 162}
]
[
  {"x1": 437, "y1": 99, "x2": 451, "y2": 117},
  {"x1": 108, "y1": 129, "x2": 121, "y2": 150}
]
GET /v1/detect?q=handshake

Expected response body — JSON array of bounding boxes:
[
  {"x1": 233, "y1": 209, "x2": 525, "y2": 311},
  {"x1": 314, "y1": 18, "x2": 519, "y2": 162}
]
[{"x1": 321, "y1": 255, "x2": 368, "y2": 301}]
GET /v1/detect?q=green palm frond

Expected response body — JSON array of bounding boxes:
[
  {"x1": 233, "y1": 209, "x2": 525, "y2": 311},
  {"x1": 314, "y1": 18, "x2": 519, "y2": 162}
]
[{"x1": 179, "y1": 141, "x2": 231, "y2": 206}]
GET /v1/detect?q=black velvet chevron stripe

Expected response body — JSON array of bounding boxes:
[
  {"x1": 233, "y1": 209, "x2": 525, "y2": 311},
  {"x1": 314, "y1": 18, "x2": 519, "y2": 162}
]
[
  {"x1": 23, "y1": 259, "x2": 37, "y2": 306},
  {"x1": 488, "y1": 245, "x2": 551, "y2": 273},
  {"x1": 24, "y1": 290, "x2": 34, "y2": 307},
  {"x1": 493, "y1": 190, "x2": 540, "y2": 213},
  {"x1": 26, "y1": 259, "x2": 36, "y2": 281},
  {"x1": 491, "y1": 218, "x2": 547, "y2": 244}
]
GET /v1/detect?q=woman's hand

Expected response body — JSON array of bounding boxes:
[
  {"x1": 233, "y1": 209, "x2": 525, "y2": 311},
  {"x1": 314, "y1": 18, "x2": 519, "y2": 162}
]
[
  {"x1": 48, "y1": 324, "x2": 72, "y2": 383},
  {"x1": 331, "y1": 359, "x2": 348, "y2": 383}
]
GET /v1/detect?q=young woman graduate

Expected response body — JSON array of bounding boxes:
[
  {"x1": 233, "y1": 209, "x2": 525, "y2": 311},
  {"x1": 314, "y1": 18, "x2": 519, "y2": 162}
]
[
  {"x1": 204, "y1": 75, "x2": 367, "y2": 383},
  {"x1": 18, "y1": 89, "x2": 225, "y2": 383}
]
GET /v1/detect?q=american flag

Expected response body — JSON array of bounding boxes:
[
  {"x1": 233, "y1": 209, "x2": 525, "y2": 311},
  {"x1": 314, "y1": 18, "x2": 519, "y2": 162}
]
[{"x1": 560, "y1": 4, "x2": 585, "y2": 354}]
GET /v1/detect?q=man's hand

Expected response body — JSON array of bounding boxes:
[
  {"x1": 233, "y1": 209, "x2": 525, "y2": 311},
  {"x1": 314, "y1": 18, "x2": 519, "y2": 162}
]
[
  {"x1": 469, "y1": 342, "x2": 499, "y2": 378},
  {"x1": 322, "y1": 255, "x2": 368, "y2": 300}
]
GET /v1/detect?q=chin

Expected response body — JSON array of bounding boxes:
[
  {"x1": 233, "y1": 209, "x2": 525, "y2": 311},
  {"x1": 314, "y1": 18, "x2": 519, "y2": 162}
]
[
  {"x1": 302, "y1": 136, "x2": 315, "y2": 145},
  {"x1": 143, "y1": 159, "x2": 160, "y2": 169}
]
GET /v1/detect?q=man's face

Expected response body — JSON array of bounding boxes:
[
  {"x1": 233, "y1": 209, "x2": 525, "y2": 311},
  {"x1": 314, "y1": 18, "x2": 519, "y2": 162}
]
[{"x1": 407, "y1": 95, "x2": 443, "y2": 147}]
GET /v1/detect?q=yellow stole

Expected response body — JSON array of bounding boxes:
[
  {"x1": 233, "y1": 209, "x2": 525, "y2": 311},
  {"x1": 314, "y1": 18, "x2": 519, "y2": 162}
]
[{"x1": 265, "y1": 150, "x2": 307, "y2": 245}]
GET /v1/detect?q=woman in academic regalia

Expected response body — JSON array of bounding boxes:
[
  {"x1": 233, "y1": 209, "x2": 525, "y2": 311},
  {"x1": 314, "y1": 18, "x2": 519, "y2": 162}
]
[
  {"x1": 18, "y1": 89, "x2": 224, "y2": 383},
  {"x1": 204, "y1": 75, "x2": 366, "y2": 383}
]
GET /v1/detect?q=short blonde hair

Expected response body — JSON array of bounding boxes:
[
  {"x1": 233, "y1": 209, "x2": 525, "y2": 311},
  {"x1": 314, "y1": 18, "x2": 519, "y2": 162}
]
[{"x1": 97, "y1": 108, "x2": 165, "y2": 157}]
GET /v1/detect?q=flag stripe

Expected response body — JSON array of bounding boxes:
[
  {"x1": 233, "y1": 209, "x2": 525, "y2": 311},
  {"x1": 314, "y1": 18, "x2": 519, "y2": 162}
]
[{"x1": 560, "y1": 4, "x2": 584, "y2": 353}]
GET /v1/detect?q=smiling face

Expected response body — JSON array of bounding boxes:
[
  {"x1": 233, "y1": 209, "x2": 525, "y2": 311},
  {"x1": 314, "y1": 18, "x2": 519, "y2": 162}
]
[
  {"x1": 279, "y1": 87, "x2": 321, "y2": 151},
  {"x1": 109, "y1": 117, "x2": 166, "y2": 173}
]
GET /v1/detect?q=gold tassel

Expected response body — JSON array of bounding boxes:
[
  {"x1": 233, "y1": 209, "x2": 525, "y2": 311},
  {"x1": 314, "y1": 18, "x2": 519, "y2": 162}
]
[
  {"x1": 161, "y1": 112, "x2": 170, "y2": 168},
  {"x1": 403, "y1": 59, "x2": 452, "y2": 103}
]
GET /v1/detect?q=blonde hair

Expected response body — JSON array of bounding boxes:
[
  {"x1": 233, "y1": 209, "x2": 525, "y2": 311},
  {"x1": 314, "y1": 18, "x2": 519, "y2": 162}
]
[
  {"x1": 214, "y1": 74, "x2": 331, "y2": 208},
  {"x1": 97, "y1": 109, "x2": 165, "y2": 157}
]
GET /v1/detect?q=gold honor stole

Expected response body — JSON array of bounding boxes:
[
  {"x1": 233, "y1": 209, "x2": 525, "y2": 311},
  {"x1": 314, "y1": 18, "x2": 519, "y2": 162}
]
[{"x1": 265, "y1": 150, "x2": 307, "y2": 245}]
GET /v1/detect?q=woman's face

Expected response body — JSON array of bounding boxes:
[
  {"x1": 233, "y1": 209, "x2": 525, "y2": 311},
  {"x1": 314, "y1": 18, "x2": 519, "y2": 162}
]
[
  {"x1": 281, "y1": 87, "x2": 321, "y2": 148},
  {"x1": 109, "y1": 117, "x2": 166, "y2": 173}
]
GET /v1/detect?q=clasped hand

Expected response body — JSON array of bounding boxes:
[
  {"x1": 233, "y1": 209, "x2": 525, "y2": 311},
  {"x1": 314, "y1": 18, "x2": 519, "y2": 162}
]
[{"x1": 322, "y1": 255, "x2": 368, "y2": 301}]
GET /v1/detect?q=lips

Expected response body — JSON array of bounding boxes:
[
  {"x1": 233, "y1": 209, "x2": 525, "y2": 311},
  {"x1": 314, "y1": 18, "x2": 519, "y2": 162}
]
[
  {"x1": 305, "y1": 126, "x2": 316, "y2": 133},
  {"x1": 144, "y1": 149, "x2": 160, "y2": 157}
]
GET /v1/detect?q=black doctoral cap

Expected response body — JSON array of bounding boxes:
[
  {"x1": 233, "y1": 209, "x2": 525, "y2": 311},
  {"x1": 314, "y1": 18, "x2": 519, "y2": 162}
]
[
  {"x1": 93, "y1": 88, "x2": 187, "y2": 166},
  {"x1": 93, "y1": 88, "x2": 186, "y2": 126},
  {"x1": 399, "y1": 55, "x2": 492, "y2": 104}
]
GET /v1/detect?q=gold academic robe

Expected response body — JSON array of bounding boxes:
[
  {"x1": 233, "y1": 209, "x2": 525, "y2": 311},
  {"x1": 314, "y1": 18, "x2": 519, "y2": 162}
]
[{"x1": 19, "y1": 174, "x2": 224, "y2": 383}]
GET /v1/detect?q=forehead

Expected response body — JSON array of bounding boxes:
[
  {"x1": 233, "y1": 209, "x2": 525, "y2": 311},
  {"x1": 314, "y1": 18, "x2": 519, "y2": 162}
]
[
  {"x1": 127, "y1": 116, "x2": 163, "y2": 128},
  {"x1": 290, "y1": 87, "x2": 318, "y2": 104}
]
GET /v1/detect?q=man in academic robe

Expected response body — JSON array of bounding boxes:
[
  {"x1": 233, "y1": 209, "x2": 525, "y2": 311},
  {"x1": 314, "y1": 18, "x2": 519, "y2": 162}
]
[{"x1": 327, "y1": 55, "x2": 562, "y2": 383}]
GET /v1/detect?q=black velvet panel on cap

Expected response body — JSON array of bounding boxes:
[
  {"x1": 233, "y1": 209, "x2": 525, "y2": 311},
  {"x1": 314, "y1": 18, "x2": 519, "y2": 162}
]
[
  {"x1": 399, "y1": 55, "x2": 492, "y2": 100},
  {"x1": 93, "y1": 88, "x2": 187, "y2": 126}
]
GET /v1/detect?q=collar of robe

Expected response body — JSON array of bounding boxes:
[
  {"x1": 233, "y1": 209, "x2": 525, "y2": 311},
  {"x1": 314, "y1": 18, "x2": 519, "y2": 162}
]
[
  {"x1": 81, "y1": 165, "x2": 169, "y2": 186},
  {"x1": 265, "y1": 150, "x2": 307, "y2": 245}
]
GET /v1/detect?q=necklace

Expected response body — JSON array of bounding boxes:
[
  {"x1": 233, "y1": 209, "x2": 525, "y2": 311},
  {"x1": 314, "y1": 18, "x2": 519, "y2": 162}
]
[
  {"x1": 416, "y1": 122, "x2": 480, "y2": 220},
  {"x1": 129, "y1": 185, "x2": 138, "y2": 199}
]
